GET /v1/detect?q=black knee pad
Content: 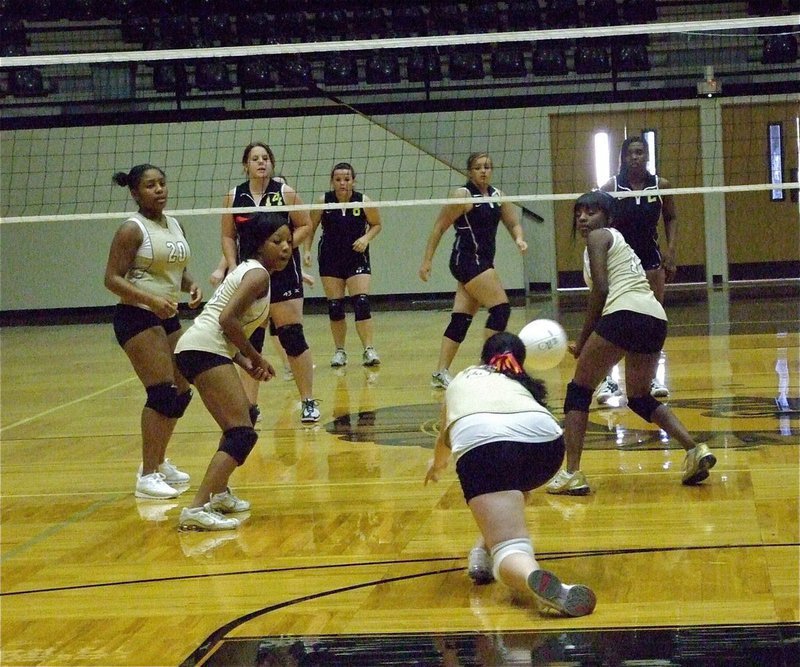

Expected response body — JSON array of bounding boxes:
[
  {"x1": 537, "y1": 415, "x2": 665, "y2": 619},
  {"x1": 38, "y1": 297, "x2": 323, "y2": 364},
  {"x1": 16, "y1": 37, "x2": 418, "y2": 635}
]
[
  {"x1": 219, "y1": 426, "x2": 258, "y2": 465},
  {"x1": 444, "y1": 312, "x2": 473, "y2": 343},
  {"x1": 276, "y1": 323, "x2": 308, "y2": 358},
  {"x1": 327, "y1": 298, "x2": 346, "y2": 322},
  {"x1": 486, "y1": 302, "x2": 511, "y2": 332},
  {"x1": 172, "y1": 389, "x2": 193, "y2": 418},
  {"x1": 145, "y1": 382, "x2": 179, "y2": 418},
  {"x1": 563, "y1": 381, "x2": 593, "y2": 413},
  {"x1": 351, "y1": 293, "x2": 371, "y2": 321},
  {"x1": 628, "y1": 395, "x2": 662, "y2": 423}
]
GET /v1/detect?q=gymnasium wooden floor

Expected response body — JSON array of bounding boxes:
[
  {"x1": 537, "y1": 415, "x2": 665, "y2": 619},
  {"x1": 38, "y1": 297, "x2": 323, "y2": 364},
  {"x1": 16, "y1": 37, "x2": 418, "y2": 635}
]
[{"x1": 2, "y1": 287, "x2": 798, "y2": 666}]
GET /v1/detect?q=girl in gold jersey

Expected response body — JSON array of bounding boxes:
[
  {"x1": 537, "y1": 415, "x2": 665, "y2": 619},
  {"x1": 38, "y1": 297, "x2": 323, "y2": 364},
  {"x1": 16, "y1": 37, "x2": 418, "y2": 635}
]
[
  {"x1": 104, "y1": 164, "x2": 202, "y2": 501},
  {"x1": 545, "y1": 191, "x2": 715, "y2": 496}
]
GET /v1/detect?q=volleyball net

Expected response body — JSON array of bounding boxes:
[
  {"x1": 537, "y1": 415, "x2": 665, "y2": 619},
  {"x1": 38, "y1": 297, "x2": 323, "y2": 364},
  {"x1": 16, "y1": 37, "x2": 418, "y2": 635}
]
[
  {"x1": 0, "y1": 11, "x2": 798, "y2": 305},
  {"x1": 1, "y1": 13, "x2": 798, "y2": 225}
]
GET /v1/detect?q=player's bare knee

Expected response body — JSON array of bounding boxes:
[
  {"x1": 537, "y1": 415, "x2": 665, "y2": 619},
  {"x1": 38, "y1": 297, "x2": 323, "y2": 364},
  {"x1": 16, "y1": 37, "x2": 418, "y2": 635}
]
[
  {"x1": 628, "y1": 395, "x2": 661, "y2": 423},
  {"x1": 444, "y1": 312, "x2": 473, "y2": 343},
  {"x1": 219, "y1": 426, "x2": 258, "y2": 465},
  {"x1": 351, "y1": 294, "x2": 371, "y2": 321},
  {"x1": 276, "y1": 323, "x2": 308, "y2": 358},
  {"x1": 486, "y1": 302, "x2": 511, "y2": 332},
  {"x1": 564, "y1": 381, "x2": 593, "y2": 413}
]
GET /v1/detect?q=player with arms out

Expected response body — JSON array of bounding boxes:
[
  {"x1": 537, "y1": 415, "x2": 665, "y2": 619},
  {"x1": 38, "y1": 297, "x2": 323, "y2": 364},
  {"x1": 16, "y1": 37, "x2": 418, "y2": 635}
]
[
  {"x1": 426, "y1": 332, "x2": 596, "y2": 617},
  {"x1": 175, "y1": 212, "x2": 292, "y2": 531}
]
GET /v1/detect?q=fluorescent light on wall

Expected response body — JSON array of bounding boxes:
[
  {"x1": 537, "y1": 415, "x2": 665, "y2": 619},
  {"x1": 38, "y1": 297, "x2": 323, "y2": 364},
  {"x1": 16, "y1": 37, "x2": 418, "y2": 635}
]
[
  {"x1": 769, "y1": 122, "x2": 784, "y2": 201},
  {"x1": 643, "y1": 129, "x2": 656, "y2": 174},
  {"x1": 594, "y1": 131, "x2": 611, "y2": 187}
]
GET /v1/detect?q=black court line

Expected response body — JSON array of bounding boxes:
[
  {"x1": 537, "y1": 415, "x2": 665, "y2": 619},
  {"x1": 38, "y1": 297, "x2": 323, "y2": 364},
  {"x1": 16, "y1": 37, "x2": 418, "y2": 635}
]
[{"x1": 2, "y1": 542, "x2": 796, "y2": 598}]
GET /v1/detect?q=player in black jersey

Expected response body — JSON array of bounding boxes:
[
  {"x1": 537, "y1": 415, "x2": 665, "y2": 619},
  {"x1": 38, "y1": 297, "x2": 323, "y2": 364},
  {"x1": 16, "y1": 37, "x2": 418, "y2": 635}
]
[
  {"x1": 304, "y1": 162, "x2": 383, "y2": 368},
  {"x1": 419, "y1": 152, "x2": 527, "y2": 389},
  {"x1": 212, "y1": 142, "x2": 319, "y2": 424},
  {"x1": 597, "y1": 136, "x2": 677, "y2": 402}
]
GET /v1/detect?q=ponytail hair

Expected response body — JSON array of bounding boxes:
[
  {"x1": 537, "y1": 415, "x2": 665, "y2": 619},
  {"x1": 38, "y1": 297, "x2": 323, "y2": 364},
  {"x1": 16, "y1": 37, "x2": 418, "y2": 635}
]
[
  {"x1": 480, "y1": 332, "x2": 548, "y2": 406},
  {"x1": 112, "y1": 164, "x2": 164, "y2": 190}
]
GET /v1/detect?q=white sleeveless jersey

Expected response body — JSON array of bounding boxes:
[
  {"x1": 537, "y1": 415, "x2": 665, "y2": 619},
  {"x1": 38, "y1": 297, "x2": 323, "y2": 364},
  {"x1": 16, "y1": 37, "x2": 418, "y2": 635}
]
[
  {"x1": 175, "y1": 260, "x2": 270, "y2": 359},
  {"x1": 583, "y1": 228, "x2": 666, "y2": 320},
  {"x1": 124, "y1": 212, "x2": 190, "y2": 307}
]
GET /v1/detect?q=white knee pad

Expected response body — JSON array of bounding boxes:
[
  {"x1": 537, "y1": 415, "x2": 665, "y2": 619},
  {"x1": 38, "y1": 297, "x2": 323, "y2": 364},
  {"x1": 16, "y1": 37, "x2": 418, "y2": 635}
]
[{"x1": 490, "y1": 538, "x2": 534, "y2": 581}]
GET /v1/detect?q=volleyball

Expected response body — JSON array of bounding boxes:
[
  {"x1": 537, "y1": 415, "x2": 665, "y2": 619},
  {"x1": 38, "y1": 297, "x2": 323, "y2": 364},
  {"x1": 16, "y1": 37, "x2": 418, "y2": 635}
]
[{"x1": 519, "y1": 319, "x2": 568, "y2": 371}]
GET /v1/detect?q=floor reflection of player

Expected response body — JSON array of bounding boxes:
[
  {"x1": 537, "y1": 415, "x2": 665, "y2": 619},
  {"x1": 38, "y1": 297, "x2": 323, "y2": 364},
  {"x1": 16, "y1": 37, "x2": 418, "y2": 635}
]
[
  {"x1": 774, "y1": 332, "x2": 798, "y2": 436},
  {"x1": 331, "y1": 370, "x2": 378, "y2": 443}
]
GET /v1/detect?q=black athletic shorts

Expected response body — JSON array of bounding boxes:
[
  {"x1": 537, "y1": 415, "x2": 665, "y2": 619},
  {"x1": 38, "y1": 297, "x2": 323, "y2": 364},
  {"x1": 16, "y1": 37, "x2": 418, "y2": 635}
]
[
  {"x1": 449, "y1": 255, "x2": 494, "y2": 285},
  {"x1": 270, "y1": 249, "x2": 304, "y2": 304},
  {"x1": 630, "y1": 240, "x2": 663, "y2": 272},
  {"x1": 113, "y1": 303, "x2": 181, "y2": 347},
  {"x1": 249, "y1": 323, "x2": 266, "y2": 351},
  {"x1": 319, "y1": 247, "x2": 371, "y2": 280},
  {"x1": 175, "y1": 350, "x2": 232, "y2": 384},
  {"x1": 455, "y1": 437, "x2": 565, "y2": 502},
  {"x1": 595, "y1": 310, "x2": 667, "y2": 354}
]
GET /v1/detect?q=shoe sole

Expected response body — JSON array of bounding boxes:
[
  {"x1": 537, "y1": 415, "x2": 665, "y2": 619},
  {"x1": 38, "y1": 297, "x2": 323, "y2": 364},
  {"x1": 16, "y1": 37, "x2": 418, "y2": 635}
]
[
  {"x1": 682, "y1": 453, "x2": 717, "y2": 485},
  {"x1": 135, "y1": 489, "x2": 179, "y2": 499},
  {"x1": 545, "y1": 485, "x2": 591, "y2": 496},
  {"x1": 468, "y1": 569, "x2": 495, "y2": 585},
  {"x1": 363, "y1": 360, "x2": 381, "y2": 367},
  {"x1": 528, "y1": 569, "x2": 596, "y2": 617},
  {"x1": 205, "y1": 504, "x2": 251, "y2": 513},
  {"x1": 179, "y1": 522, "x2": 238, "y2": 532},
  {"x1": 651, "y1": 389, "x2": 670, "y2": 397}
]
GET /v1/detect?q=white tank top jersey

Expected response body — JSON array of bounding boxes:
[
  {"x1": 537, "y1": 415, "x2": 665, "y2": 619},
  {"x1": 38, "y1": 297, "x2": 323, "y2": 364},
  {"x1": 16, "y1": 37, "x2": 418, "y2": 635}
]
[
  {"x1": 444, "y1": 366, "x2": 562, "y2": 460},
  {"x1": 583, "y1": 228, "x2": 667, "y2": 320},
  {"x1": 175, "y1": 259, "x2": 270, "y2": 359},
  {"x1": 124, "y1": 212, "x2": 190, "y2": 307}
]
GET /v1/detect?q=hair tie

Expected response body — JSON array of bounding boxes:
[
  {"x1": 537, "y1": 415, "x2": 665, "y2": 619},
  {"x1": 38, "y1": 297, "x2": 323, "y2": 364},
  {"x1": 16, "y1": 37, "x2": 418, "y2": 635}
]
[{"x1": 488, "y1": 352, "x2": 523, "y2": 375}]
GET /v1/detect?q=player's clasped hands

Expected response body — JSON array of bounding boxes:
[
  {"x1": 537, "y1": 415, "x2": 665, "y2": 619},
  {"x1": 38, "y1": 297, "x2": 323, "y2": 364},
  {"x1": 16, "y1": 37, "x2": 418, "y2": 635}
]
[
  {"x1": 187, "y1": 285, "x2": 203, "y2": 309},
  {"x1": 242, "y1": 355, "x2": 275, "y2": 382}
]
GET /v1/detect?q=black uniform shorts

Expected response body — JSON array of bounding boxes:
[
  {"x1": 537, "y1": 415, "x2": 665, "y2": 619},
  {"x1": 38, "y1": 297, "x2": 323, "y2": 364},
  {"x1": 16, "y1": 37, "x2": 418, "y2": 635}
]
[
  {"x1": 630, "y1": 240, "x2": 663, "y2": 272},
  {"x1": 449, "y1": 255, "x2": 494, "y2": 285},
  {"x1": 595, "y1": 310, "x2": 667, "y2": 354},
  {"x1": 113, "y1": 303, "x2": 181, "y2": 347},
  {"x1": 455, "y1": 437, "x2": 565, "y2": 502},
  {"x1": 319, "y1": 247, "x2": 371, "y2": 280},
  {"x1": 269, "y1": 250, "x2": 304, "y2": 304},
  {"x1": 175, "y1": 350, "x2": 232, "y2": 384}
]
